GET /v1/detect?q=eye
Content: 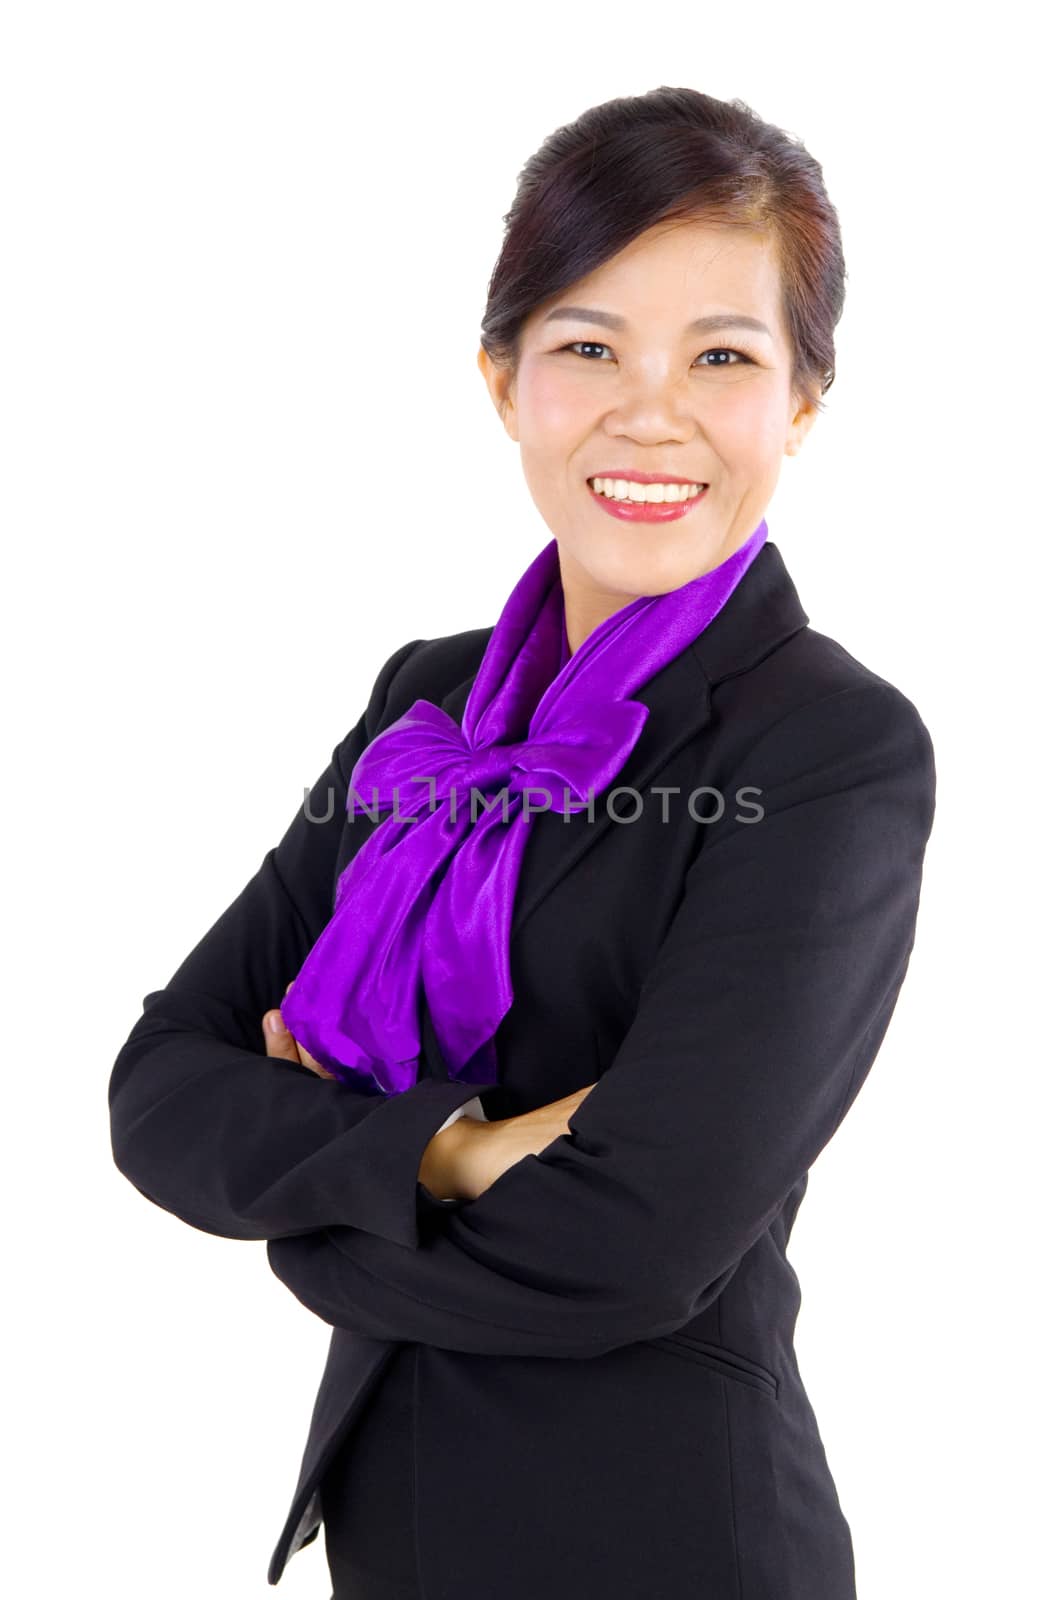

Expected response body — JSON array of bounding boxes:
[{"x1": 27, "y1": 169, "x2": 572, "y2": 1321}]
[
  {"x1": 558, "y1": 341, "x2": 756, "y2": 367},
  {"x1": 694, "y1": 346, "x2": 756, "y2": 368},
  {"x1": 560, "y1": 341, "x2": 615, "y2": 360}
]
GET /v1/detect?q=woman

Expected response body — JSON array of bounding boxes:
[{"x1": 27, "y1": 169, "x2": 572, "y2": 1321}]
[{"x1": 109, "y1": 86, "x2": 936, "y2": 1599}]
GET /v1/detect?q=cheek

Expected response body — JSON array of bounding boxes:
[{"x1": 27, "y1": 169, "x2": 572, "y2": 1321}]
[
  {"x1": 518, "y1": 368, "x2": 594, "y2": 443},
  {"x1": 705, "y1": 384, "x2": 788, "y2": 465}
]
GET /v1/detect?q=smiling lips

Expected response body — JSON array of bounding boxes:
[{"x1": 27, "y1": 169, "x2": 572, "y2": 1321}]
[{"x1": 586, "y1": 474, "x2": 709, "y2": 523}]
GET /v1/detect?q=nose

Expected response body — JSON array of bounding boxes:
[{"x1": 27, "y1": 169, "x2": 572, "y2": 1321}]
[{"x1": 602, "y1": 365, "x2": 697, "y2": 447}]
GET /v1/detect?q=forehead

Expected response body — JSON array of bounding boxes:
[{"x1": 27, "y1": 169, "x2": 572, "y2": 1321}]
[{"x1": 530, "y1": 219, "x2": 783, "y2": 330}]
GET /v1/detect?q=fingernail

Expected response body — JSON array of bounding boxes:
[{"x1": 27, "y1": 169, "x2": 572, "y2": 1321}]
[{"x1": 267, "y1": 1012, "x2": 287, "y2": 1035}]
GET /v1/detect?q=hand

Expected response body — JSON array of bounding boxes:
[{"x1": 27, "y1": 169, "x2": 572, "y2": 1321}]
[
  {"x1": 262, "y1": 983, "x2": 336, "y2": 1080},
  {"x1": 420, "y1": 1084, "x2": 597, "y2": 1203}
]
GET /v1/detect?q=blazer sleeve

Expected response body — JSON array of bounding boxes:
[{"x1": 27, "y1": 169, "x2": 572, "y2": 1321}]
[
  {"x1": 266, "y1": 682, "x2": 937, "y2": 1358},
  {"x1": 107, "y1": 637, "x2": 490, "y2": 1250}
]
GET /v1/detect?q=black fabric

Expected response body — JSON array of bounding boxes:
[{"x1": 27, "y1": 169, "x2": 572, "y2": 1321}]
[
  {"x1": 319, "y1": 1344, "x2": 422, "y2": 1599},
  {"x1": 108, "y1": 542, "x2": 937, "y2": 1598}
]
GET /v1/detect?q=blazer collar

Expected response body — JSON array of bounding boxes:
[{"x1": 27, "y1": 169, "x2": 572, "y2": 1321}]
[{"x1": 433, "y1": 539, "x2": 808, "y2": 940}]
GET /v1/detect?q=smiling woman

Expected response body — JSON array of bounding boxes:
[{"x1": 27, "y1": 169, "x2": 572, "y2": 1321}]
[
  {"x1": 476, "y1": 95, "x2": 842, "y2": 650},
  {"x1": 108, "y1": 85, "x2": 934, "y2": 1600}
]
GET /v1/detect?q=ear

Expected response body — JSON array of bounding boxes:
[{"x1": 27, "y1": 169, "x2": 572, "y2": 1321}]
[
  {"x1": 784, "y1": 383, "x2": 820, "y2": 457},
  {"x1": 477, "y1": 345, "x2": 519, "y2": 442}
]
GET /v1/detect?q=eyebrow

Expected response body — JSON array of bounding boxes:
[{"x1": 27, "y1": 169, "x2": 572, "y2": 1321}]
[{"x1": 541, "y1": 305, "x2": 774, "y2": 339}]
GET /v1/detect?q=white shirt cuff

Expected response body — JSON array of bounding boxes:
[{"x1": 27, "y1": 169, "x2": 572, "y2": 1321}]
[{"x1": 434, "y1": 1094, "x2": 487, "y2": 1135}]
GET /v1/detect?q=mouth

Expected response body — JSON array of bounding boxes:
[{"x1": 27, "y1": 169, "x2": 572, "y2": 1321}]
[{"x1": 585, "y1": 475, "x2": 709, "y2": 524}]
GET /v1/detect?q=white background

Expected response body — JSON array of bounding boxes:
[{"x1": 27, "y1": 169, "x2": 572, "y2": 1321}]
[{"x1": 2, "y1": 3, "x2": 1054, "y2": 1596}]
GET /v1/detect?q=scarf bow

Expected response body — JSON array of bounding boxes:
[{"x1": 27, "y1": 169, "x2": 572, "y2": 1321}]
[
  {"x1": 281, "y1": 522, "x2": 768, "y2": 1094},
  {"x1": 350, "y1": 695, "x2": 651, "y2": 819}
]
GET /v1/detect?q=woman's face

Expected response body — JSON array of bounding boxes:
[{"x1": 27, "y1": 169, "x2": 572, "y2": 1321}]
[{"x1": 479, "y1": 217, "x2": 820, "y2": 652}]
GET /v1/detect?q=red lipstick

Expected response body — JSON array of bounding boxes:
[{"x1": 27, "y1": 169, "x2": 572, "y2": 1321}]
[{"x1": 585, "y1": 471, "x2": 709, "y2": 524}]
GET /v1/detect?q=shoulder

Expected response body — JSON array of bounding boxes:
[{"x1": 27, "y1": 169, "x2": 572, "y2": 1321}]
[
  {"x1": 717, "y1": 624, "x2": 936, "y2": 842},
  {"x1": 718, "y1": 618, "x2": 934, "y2": 759},
  {"x1": 394, "y1": 627, "x2": 493, "y2": 700},
  {"x1": 360, "y1": 626, "x2": 492, "y2": 734}
]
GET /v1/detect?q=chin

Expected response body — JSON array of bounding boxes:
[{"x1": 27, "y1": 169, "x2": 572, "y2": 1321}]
[
  {"x1": 584, "y1": 544, "x2": 691, "y2": 600},
  {"x1": 559, "y1": 515, "x2": 718, "y2": 598}
]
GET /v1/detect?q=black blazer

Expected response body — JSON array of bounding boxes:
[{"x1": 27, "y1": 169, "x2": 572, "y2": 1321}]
[{"x1": 108, "y1": 541, "x2": 936, "y2": 1598}]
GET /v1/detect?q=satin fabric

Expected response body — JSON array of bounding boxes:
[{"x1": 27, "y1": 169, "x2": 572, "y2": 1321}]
[{"x1": 281, "y1": 520, "x2": 768, "y2": 1094}]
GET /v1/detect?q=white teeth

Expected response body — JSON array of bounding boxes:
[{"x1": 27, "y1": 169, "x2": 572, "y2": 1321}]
[{"x1": 590, "y1": 477, "x2": 706, "y2": 503}]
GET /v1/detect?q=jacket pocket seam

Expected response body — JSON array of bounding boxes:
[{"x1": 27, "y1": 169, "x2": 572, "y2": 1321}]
[{"x1": 647, "y1": 1333, "x2": 779, "y2": 1398}]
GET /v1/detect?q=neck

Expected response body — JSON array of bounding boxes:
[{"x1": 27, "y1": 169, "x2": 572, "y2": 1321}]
[
  {"x1": 559, "y1": 565, "x2": 638, "y2": 657},
  {"x1": 564, "y1": 604, "x2": 617, "y2": 658}
]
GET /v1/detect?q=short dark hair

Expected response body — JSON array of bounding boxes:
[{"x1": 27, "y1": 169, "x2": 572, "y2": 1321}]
[{"x1": 480, "y1": 86, "x2": 846, "y2": 414}]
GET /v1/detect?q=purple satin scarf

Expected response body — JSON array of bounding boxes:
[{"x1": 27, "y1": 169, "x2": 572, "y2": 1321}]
[{"x1": 280, "y1": 519, "x2": 768, "y2": 1094}]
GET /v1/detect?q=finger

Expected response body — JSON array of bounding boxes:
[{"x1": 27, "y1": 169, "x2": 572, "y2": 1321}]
[
  {"x1": 296, "y1": 1044, "x2": 336, "y2": 1081},
  {"x1": 263, "y1": 1010, "x2": 302, "y2": 1063}
]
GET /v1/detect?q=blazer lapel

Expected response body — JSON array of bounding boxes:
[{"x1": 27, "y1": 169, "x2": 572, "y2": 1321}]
[{"x1": 433, "y1": 540, "x2": 809, "y2": 942}]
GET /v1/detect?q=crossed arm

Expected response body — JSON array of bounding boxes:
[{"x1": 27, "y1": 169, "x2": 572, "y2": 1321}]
[
  {"x1": 109, "y1": 638, "x2": 493, "y2": 1251},
  {"x1": 110, "y1": 665, "x2": 935, "y2": 1363}
]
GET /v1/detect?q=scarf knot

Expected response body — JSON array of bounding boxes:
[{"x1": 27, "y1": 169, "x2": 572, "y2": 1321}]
[
  {"x1": 354, "y1": 697, "x2": 652, "y2": 826},
  {"x1": 456, "y1": 740, "x2": 519, "y2": 797}
]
